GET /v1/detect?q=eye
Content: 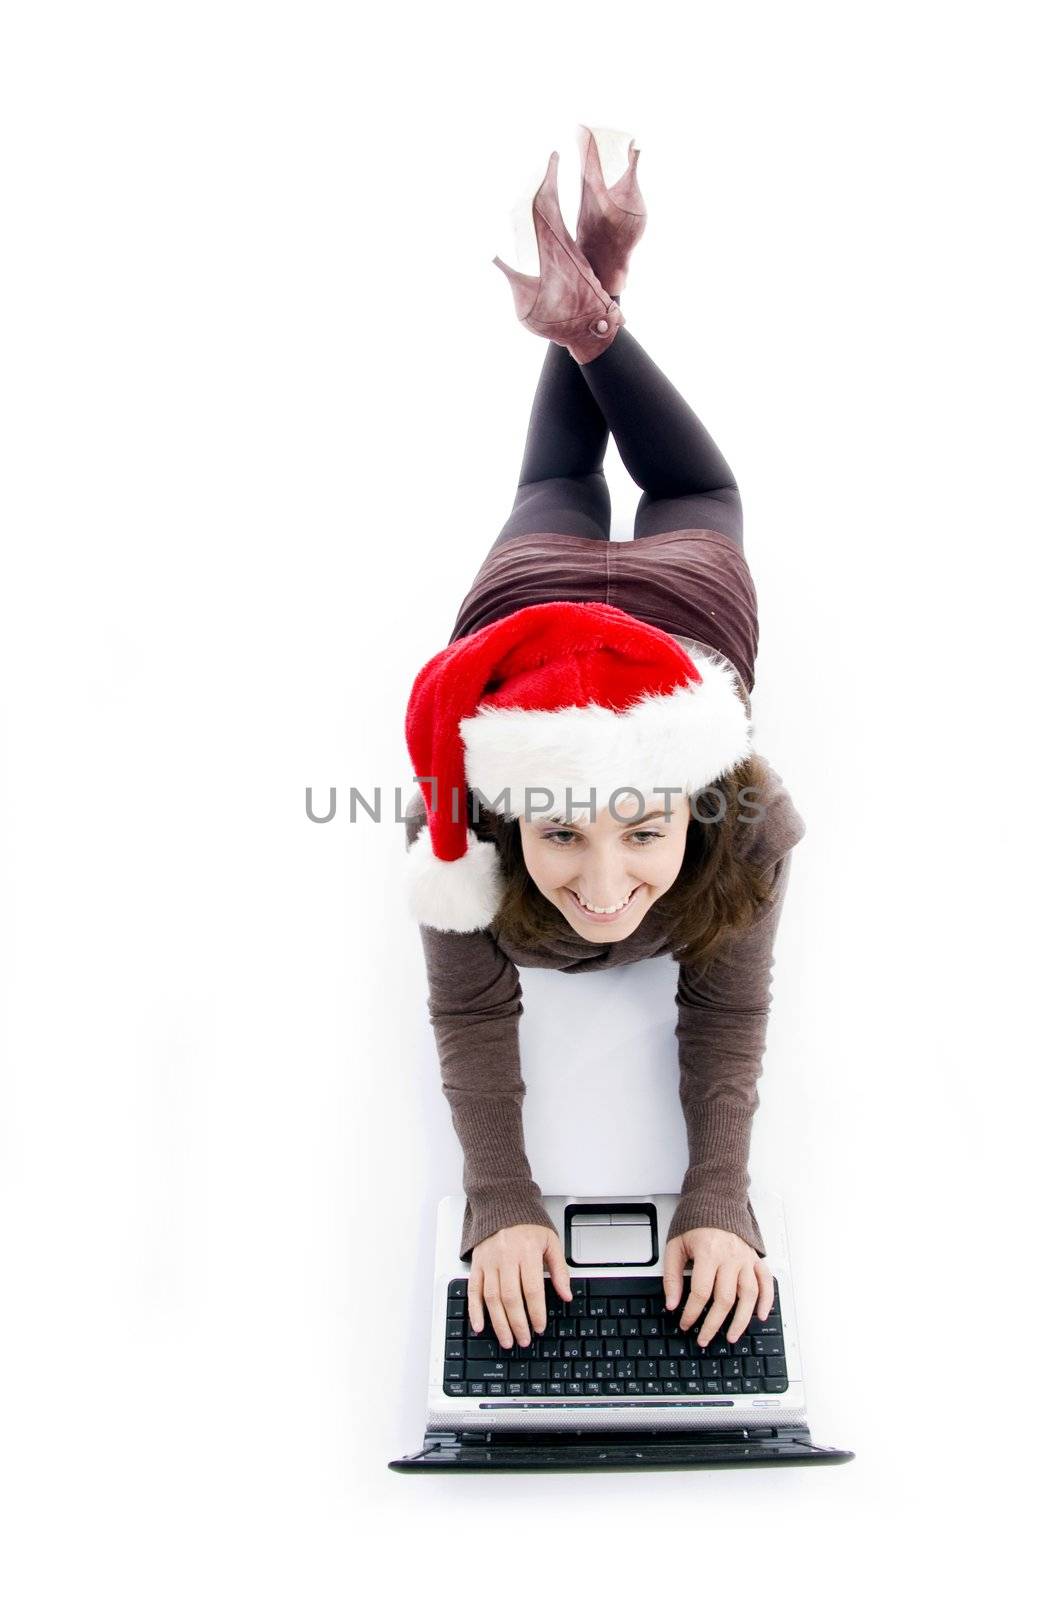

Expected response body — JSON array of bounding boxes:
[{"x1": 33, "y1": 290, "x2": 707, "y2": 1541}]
[{"x1": 540, "y1": 828, "x2": 665, "y2": 847}]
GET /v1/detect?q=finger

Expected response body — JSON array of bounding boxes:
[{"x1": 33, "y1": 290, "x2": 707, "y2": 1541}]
[
  {"x1": 662, "y1": 1237, "x2": 688, "y2": 1311},
  {"x1": 542, "y1": 1232, "x2": 571, "y2": 1307},
  {"x1": 500, "y1": 1262, "x2": 531, "y2": 1348},
  {"x1": 467, "y1": 1265, "x2": 485, "y2": 1335},
  {"x1": 681, "y1": 1254, "x2": 718, "y2": 1333},
  {"x1": 725, "y1": 1267, "x2": 759, "y2": 1341},
  {"x1": 522, "y1": 1252, "x2": 548, "y2": 1336},
  {"x1": 699, "y1": 1263, "x2": 739, "y2": 1344},
  {"x1": 482, "y1": 1269, "x2": 512, "y2": 1349},
  {"x1": 754, "y1": 1261, "x2": 775, "y2": 1321}
]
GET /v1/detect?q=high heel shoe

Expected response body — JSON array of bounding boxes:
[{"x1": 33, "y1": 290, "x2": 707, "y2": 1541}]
[
  {"x1": 575, "y1": 124, "x2": 647, "y2": 296},
  {"x1": 492, "y1": 150, "x2": 625, "y2": 366}
]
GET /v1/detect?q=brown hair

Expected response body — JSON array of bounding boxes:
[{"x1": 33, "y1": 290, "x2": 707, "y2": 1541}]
[{"x1": 473, "y1": 751, "x2": 777, "y2": 967}]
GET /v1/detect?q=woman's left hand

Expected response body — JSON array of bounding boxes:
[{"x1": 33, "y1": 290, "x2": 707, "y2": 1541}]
[{"x1": 662, "y1": 1227, "x2": 775, "y2": 1346}]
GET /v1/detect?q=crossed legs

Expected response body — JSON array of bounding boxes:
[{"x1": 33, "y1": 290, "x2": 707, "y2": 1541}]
[{"x1": 492, "y1": 317, "x2": 744, "y2": 552}]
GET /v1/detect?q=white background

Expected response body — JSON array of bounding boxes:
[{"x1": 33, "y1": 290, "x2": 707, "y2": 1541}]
[{"x1": 1, "y1": 0, "x2": 1059, "y2": 1591}]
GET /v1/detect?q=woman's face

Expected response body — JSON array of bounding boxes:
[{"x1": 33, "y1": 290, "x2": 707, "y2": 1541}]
[{"x1": 516, "y1": 792, "x2": 691, "y2": 943}]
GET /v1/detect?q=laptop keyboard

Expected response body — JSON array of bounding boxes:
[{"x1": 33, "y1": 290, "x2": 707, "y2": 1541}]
[{"x1": 442, "y1": 1275, "x2": 788, "y2": 1399}]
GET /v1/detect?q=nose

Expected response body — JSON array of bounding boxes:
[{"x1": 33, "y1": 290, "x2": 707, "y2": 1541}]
[
  {"x1": 571, "y1": 874, "x2": 640, "y2": 905},
  {"x1": 568, "y1": 838, "x2": 642, "y2": 905}
]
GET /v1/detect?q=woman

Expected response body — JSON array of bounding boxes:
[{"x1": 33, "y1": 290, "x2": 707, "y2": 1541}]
[{"x1": 403, "y1": 127, "x2": 807, "y2": 1367}]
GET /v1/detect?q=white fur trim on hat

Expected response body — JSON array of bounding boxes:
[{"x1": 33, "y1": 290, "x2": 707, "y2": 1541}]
[
  {"x1": 405, "y1": 824, "x2": 505, "y2": 933},
  {"x1": 459, "y1": 652, "x2": 751, "y2": 820}
]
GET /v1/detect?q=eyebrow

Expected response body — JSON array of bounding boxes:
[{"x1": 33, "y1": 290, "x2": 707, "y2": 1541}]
[{"x1": 537, "y1": 808, "x2": 673, "y2": 826}]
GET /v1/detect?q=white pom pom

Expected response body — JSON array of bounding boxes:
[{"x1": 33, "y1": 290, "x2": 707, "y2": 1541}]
[{"x1": 404, "y1": 826, "x2": 505, "y2": 933}]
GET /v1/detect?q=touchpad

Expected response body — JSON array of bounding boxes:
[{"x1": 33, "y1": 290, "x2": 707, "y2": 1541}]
[{"x1": 569, "y1": 1207, "x2": 655, "y2": 1266}]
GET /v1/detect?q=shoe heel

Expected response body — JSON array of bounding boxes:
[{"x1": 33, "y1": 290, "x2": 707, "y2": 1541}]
[{"x1": 578, "y1": 125, "x2": 640, "y2": 192}]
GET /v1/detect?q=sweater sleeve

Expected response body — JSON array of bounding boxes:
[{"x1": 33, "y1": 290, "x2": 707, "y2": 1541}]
[
  {"x1": 667, "y1": 848, "x2": 796, "y2": 1258},
  {"x1": 416, "y1": 921, "x2": 557, "y2": 1260}
]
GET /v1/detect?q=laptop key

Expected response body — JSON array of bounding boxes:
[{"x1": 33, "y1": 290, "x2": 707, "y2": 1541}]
[
  {"x1": 466, "y1": 1340, "x2": 499, "y2": 1359},
  {"x1": 466, "y1": 1361, "x2": 507, "y2": 1380}
]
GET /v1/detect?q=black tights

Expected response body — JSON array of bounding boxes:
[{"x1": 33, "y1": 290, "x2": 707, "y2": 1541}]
[{"x1": 492, "y1": 317, "x2": 743, "y2": 553}]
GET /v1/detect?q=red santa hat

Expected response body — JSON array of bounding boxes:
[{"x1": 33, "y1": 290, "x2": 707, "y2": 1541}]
[{"x1": 403, "y1": 600, "x2": 752, "y2": 932}]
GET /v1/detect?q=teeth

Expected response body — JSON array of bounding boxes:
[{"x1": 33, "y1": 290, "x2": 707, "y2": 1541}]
[{"x1": 574, "y1": 888, "x2": 635, "y2": 915}]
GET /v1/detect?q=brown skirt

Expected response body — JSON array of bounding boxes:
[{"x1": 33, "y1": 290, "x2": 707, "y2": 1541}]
[{"x1": 447, "y1": 527, "x2": 760, "y2": 694}]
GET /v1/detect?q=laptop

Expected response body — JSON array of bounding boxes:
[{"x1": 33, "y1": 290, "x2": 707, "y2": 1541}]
[{"x1": 389, "y1": 1189, "x2": 855, "y2": 1471}]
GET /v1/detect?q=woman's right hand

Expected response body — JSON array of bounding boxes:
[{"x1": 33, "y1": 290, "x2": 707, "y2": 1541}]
[{"x1": 468, "y1": 1224, "x2": 572, "y2": 1349}]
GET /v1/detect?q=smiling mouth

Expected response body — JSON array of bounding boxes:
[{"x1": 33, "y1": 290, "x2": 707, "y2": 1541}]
[{"x1": 565, "y1": 885, "x2": 642, "y2": 921}]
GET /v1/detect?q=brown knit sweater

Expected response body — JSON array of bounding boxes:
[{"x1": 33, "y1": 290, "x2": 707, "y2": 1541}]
[{"x1": 404, "y1": 747, "x2": 807, "y2": 1263}]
